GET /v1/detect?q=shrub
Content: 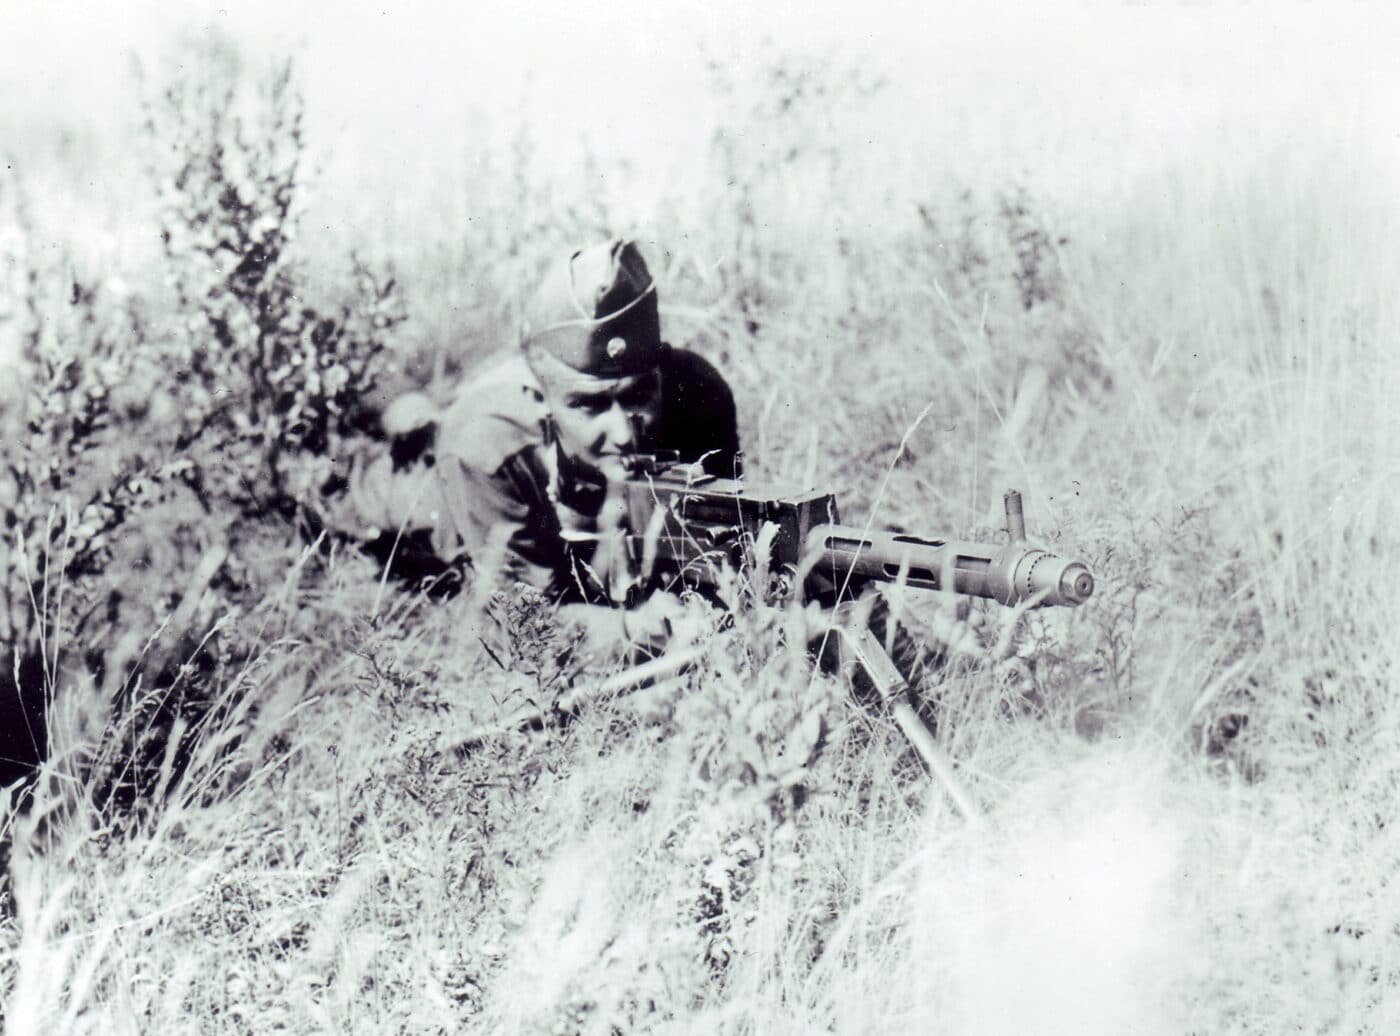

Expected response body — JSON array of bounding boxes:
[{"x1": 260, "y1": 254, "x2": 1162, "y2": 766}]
[
  {"x1": 144, "y1": 40, "x2": 404, "y2": 537},
  {"x1": 0, "y1": 266, "x2": 178, "y2": 784},
  {"x1": 0, "y1": 43, "x2": 406, "y2": 791}
]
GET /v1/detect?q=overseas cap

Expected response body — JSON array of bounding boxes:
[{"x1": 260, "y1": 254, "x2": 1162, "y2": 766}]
[{"x1": 520, "y1": 239, "x2": 663, "y2": 377}]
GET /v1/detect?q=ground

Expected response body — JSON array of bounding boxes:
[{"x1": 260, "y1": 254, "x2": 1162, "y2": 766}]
[{"x1": 1, "y1": 6, "x2": 1398, "y2": 1034}]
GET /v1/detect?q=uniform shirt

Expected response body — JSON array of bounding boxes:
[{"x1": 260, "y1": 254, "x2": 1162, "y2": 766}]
[{"x1": 352, "y1": 346, "x2": 739, "y2": 603}]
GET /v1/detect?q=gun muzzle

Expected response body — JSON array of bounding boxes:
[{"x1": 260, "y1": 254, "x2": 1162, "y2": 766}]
[
  {"x1": 1004, "y1": 549, "x2": 1095, "y2": 607},
  {"x1": 806, "y1": 524, "x2": 1095, "y2": 608}
]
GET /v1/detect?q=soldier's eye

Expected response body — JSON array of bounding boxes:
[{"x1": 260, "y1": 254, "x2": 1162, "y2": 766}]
[
  {"x1": 617, "y1": 374, "x2": 660, "y2": 409},
  {"x1": 568, "y1": 393, "x2": 611, "y2": 416}
]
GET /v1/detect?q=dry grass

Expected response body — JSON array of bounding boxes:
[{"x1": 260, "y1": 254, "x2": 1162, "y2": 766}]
[{"x1": 2, "y1": 14, "x2": 1398, "y2": 1035}]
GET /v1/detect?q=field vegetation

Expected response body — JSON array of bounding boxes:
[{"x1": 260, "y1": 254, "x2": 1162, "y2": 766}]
[{"x1": 1, "y1": 14, "x2": 1397, "y2": 1035}]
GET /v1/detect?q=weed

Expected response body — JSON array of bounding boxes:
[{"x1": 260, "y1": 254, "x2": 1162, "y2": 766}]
[
  {"x1": 1, "y1": 30, "x2": 1395, "y2": 1036},
  {"x1": 144, "y1": 38, "x2": 403, "y2": 532}
]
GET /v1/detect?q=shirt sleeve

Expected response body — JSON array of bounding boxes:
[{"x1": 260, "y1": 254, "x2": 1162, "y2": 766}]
[
  {"x1": 434, "y1": 450, "x2": 561, "y2": 595},
  {"x1": 429, "y1": 354, "x2": 567, "y2": 592}
]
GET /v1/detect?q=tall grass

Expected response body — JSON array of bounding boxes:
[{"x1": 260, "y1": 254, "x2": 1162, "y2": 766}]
[{"x1": 1, "y1": 35, "x2": 1397, "y2": 1036}]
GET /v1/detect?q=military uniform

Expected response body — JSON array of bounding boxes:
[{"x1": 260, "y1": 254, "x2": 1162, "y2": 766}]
[
  {"x1": 343, "y1": 239, "x2": 739, "y2": 603},
  {"x1": 430, "y1": 346, "x2": 737, "y2": 602}
]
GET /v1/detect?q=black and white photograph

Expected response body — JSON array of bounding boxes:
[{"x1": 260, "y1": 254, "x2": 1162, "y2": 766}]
[{"x1": 1, "y1": 2, "x2": 1397, "y2": 1032}]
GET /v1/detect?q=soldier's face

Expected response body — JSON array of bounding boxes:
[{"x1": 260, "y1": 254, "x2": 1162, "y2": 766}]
[{"x1": 533, "y1": 354, "x2": 662, "y2": 479}]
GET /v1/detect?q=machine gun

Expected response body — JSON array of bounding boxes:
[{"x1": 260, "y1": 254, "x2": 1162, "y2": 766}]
[
  {"x1": 618, "y1": 454, "x2": 1093, "y2": 610},
  {"x1": 462, "y1": 454, "x2": 1095, "y2": 818},
  {"x1": 618, "y1": 454, "x2": 1093, "y2": 816}
]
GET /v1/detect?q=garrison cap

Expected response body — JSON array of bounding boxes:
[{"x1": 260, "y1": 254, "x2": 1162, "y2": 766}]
[{"x1": 520, "y1": 239, "x2": 664, "y2": 378}]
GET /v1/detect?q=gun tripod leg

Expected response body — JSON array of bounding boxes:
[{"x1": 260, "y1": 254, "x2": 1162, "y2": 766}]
[
  {"x1": 450, "y1": 646, "x2": 704, "y2": 754},
  {"x1": 886, "y1": 699, "x2": 982, "y2": 825},
  {"x1": 822, "y1": 605, "x2": 982, "y2": 824}
]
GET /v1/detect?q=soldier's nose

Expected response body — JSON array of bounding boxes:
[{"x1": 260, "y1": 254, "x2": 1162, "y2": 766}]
[{"x1": 600, "y1": 401, "x2": 634, "y2": 450}]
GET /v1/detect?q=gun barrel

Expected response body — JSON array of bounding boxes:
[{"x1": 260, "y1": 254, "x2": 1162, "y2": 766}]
[{"x1": 807, "y1": 523, "x2": 1094, "y2": 607}]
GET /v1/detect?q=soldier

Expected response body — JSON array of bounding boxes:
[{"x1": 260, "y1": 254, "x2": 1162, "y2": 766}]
[{"x1": 346, "y1": 238, "x2": 738, "y2": 651}]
